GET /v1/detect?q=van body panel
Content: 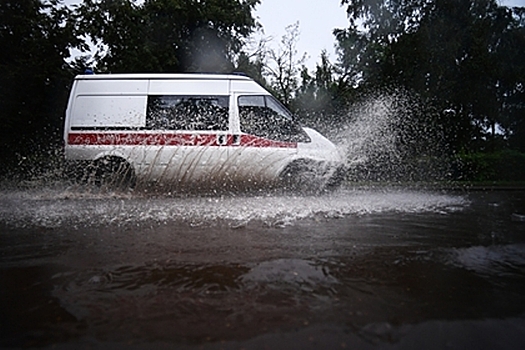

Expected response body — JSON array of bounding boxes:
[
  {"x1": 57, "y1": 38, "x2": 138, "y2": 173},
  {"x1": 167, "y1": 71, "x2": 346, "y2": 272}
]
[
  {"x1": 299, "y1": 128, "x2": 341, "y2": 163},
  {"x1": 148, "y1": 79, "x2": 229, "y2": 95},
  {"x1": 230, "y1": 80, "x2": 268, "y2": 94},
  {"x1": 71, "y1": 96, "x2": 146, "y2": 128},
  {"x1": 73, "y1": 79, "x2": 149, "y2": 95},
  {"x1": 64, "y1": 74, "x2": 342, "y2": 189}
]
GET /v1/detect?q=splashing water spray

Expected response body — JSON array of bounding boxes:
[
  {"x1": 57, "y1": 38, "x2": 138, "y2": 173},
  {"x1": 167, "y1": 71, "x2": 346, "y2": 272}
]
[
  {"x1": 0, "y1": 89, "x2": 468, "y2": 228},
  {"x1": 325, "y1": 89, "x2": 449, "y2": 184},
  {"x1": 1, "y1": 88, "x2": 449, "y2": 195}
]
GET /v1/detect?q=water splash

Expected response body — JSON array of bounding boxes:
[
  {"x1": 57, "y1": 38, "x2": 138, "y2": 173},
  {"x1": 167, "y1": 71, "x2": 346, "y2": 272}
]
[
  {"x1": 0, "y1": 187, "x2": 467, "y2": 229},
  {"x1": 0, "y1": 89, "x2": 463, "y2": 230},
  {"x1": 325, "y1": 90, "x2": 448, "y2": 182},
  {"x1": 2, "y1": 88, "x2": 451, "y2": 194}
]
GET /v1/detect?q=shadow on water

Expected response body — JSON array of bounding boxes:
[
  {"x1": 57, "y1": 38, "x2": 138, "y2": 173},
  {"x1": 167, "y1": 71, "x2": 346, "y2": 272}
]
[{"x1": 1, "y1": 185, "x2": 525, "y2": 349}]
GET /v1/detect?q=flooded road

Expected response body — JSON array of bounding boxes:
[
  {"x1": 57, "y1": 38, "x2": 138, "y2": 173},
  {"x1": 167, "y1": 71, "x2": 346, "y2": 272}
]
[{"x1": 1, "y1": 186, "x2": 525, "y2": 349}]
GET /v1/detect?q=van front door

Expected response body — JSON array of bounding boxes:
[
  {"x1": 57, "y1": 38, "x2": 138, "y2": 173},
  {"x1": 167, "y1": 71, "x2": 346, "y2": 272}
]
[{"x1": 226, "y1": 94, "x2": 308, "y2": 185}]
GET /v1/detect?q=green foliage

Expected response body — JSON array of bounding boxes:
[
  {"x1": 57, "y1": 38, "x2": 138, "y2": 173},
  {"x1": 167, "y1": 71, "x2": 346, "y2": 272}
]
[
  {"x1": 292, "y1": 51, "x2": 354, "y2": 130},
  {"x1": 234, "y1": 51, "x2": 268, "y2": 87},
  {"x1": 74, "y1": 0, "x2": 260, "y2": 73},
  {"x1": 0, "y1": 0, "x2": 78, "y2": 167},
  {"x1": 455, "y1": 150, "x2": 525, "y2": 182},
  {"x1": 336, "y1": 0, "x2": 525, "y2": 155}
]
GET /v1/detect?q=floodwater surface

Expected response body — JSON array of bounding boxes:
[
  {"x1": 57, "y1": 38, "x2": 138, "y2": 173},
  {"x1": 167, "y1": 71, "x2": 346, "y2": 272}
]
[{"x1": 1, "y1": 186, "x2": 525, "y2": 349}]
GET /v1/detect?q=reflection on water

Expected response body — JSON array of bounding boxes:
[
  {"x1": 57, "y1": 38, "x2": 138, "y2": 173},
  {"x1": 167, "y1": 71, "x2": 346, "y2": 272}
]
[{"x1": 1, "y1": 187, "x2": 525, "y2": 349}]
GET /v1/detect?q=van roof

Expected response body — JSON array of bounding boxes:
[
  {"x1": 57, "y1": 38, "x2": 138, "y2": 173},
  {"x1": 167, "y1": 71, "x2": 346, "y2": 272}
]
[{"x1": 74, "y1": 73, "x2": 253, "y2": 81}]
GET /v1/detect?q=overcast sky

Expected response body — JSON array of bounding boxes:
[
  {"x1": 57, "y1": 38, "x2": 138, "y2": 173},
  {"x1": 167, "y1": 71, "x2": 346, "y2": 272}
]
[
  {"x1": 255, "y1": 0, "x2": 348, "y2": 69},
  {"x1": 63, "y1": 0, "x2": 525, "y2": 70},
  {"x1": 256, "y1": 0, "x2": 525, "y2": 69}
]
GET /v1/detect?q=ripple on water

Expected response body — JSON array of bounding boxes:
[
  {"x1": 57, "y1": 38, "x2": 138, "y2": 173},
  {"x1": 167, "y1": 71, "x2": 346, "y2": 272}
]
[{"x1": 445, "y1": 244, "x2": 525, "y2": 279}]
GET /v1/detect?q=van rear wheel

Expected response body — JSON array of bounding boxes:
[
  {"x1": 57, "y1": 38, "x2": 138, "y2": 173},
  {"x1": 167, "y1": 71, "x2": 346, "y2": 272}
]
[{"x1": 85, "y1": 157, "x2": 136, "y2": 190}]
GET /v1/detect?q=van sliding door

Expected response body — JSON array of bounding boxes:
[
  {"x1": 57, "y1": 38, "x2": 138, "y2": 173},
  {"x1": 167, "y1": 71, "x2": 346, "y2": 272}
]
[{"x1": 140, "y1": 94, "x2": 230, "y2": 184}]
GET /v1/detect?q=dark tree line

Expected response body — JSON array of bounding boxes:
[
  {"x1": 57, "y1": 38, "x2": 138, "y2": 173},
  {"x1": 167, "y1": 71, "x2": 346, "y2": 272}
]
[
  {"x1": 0, "y1": 0, "x2": 78, "y2": 165},
  {"x1": 276, "y1": 0, "x2": 525, "y2": 181},
  {"x1": 1, "y1": 0, "x2": 524, "y2": 181},
  {"x1": 342, "y1": 0, "x2": 525, "y2": 180},
  {"x1": 73, "y1": 0, "x2": 259, "y2": 73},
  {"x1": 318, "y1": 0, "x2": 524, "y2": 155}
]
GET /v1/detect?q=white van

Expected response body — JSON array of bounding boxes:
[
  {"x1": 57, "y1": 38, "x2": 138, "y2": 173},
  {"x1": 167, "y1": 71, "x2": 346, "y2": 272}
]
[{"x1": 63, "y1": 73, "x2": 343, "y2": 190}]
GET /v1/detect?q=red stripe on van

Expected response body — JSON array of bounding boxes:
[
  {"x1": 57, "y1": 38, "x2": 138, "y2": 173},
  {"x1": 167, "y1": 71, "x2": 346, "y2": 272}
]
[{"x1": 67, "y1": 132, "x2": 297, "y2": 149}]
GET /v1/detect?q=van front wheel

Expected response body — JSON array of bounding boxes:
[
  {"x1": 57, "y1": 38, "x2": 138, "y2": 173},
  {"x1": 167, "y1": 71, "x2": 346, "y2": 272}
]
[
  {"x1": 85, "y1": 157, "x2": 136, "y2": 190},
  {"x1": 279, "y1": 160, "x2": 324, "y2": 192},
  {"x1": 280, "y1": 160, "x2": 345, "y2": 192}
]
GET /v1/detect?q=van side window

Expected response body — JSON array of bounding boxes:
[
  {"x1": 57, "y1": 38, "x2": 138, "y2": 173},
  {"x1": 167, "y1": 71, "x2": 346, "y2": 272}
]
[
  {"x1": 238, "y1": 95, "x2": 310, "y2": 143},
  {"x1": 146, "y1": 95, "x2": 229, "y2": 131}
]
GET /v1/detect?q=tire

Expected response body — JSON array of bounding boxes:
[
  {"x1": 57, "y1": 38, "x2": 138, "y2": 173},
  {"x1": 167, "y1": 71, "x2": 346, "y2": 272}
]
[
  {"x1": 280, "y1": 160, "x2": 346, "y2": 192},
  {"x1": 324, "y1": 165, "x2": 347, "y2": 190},
  {"x1": 279, "y1": 160, "x2": 325, "y2": 192},
  {"x1": 84, "y1": 157, "x2": 136, "y2": 190}
]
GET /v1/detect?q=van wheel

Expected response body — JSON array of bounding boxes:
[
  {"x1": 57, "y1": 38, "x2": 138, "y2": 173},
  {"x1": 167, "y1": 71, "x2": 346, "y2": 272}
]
[
  {"x1": 279, "y1": 159, "x2": 324, "y2": 192},
  {"x1": 85, "y1": 157, "x2": 136, "y2": 190},
  {"x1": 280, "y1": 160, "x2": 345, "y2": 192},
  {"x1": 325, "y1": 165, "x2": 347, "y2": 190}
]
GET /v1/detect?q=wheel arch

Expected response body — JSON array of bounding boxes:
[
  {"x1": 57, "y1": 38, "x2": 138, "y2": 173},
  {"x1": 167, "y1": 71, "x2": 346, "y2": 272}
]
[{"x1": 92, "y1": 151, "x2": 136, "y2": 172}]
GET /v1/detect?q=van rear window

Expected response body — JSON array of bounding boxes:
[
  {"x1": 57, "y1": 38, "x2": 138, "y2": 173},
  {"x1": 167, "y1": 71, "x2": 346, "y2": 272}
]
[{"x1": 146, "y1": 95, "x2": 229, "y2": 131}]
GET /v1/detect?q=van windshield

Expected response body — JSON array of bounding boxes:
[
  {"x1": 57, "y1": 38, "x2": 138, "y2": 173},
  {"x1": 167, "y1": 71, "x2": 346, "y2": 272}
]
[{"x1": 238, "y1": 95, "x2": 310, "y2": 143}]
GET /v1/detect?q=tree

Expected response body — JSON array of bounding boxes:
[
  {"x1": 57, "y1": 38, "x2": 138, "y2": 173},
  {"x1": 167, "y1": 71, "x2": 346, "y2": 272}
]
[
  {"x1": 233, "y1": 33, "x2": 270, "y2": 88},
  {"x1": 338, "y1": 0, "x2": 525, "y2": 153},
  {"x1": 73, "y1": 0, "x2": 146, "y2": 72},
  {"x1": 293, "y1": 51, "x2": 351, "y2": 129},
  {"x1": 73, "y1": 0, "x2": 260, "y2": 73},
  {"x1": 496, "y1": 7, "x2": 525, "y2": 152},
  {"x1": 0, "y1": 0, "x2": 78, "y2": 166},
  {"x1": 264, "y1": 22, "x2": 306, "y2": 107}
]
